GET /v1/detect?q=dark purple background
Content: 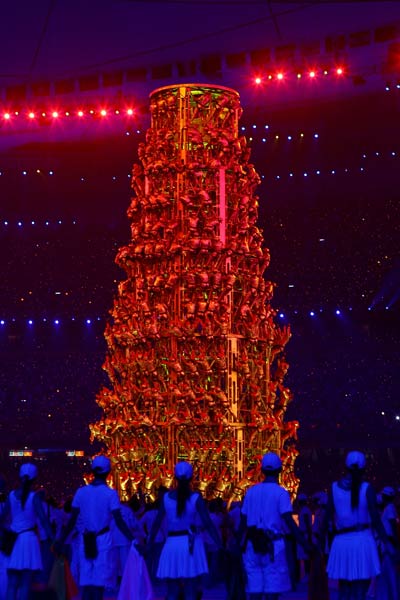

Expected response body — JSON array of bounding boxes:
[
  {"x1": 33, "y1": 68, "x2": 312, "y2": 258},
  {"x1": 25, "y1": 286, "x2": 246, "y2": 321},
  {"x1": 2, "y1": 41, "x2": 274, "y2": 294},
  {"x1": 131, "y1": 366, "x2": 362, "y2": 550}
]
[{"x1": 0, "y1": 1, "x2": 399, "y2": 496}]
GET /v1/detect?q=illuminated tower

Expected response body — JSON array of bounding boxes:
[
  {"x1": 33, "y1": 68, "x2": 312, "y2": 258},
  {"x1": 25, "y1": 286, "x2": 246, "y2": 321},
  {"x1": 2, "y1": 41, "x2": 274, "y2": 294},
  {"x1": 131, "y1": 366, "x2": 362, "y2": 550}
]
[{"x1": 90, "y1": 84, "x2": 299, "y2": 501}]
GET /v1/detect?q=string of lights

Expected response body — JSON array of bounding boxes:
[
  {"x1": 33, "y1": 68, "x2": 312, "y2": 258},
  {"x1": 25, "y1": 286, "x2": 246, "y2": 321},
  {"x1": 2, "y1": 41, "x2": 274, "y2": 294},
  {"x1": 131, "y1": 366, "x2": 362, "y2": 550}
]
[
  {"x1": 0, "y1": 68, "x2": 347, "y2": 124},
  {"x1": 266, "y1": 152, "x2": 398, "y2": 181},
  {"x1": 0, "y1": 72, "x2": 400, "y2": 130},
  {"x1": 0, "y1": 303, "x2": 395, "y2": 328},
  {"x1": 1, "y1": 73, "x2": 399, "y2": 127},
  {"x1": 0, "y1": 219, "x2": 77, "y2": 226},
  {"x1": 0, "y1": 149, "x2": 397, "y2": 185},
  {"x1": 1, "y1": 107, "x2": 137, "y2": 123},
  {"x1": 253, "y1": 66, "x2": 345, "y2": 84}
]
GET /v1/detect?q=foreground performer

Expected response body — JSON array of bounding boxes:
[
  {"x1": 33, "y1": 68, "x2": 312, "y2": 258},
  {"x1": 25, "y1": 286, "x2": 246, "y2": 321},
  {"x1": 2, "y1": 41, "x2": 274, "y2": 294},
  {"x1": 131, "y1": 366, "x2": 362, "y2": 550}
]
[
  {"x1": 239, "y1": 452, "x2": 310, "y2": 600},
  {"x1": 55, "y1": 455, "x2": 136, "y2": 600},
  {"x1": 326, "y1": 450, "x2": 393, "y2": 600},
  {"x1": 148, "y1": 460, "x2": 222, "y2": 600},
  {"x1": 376, "y1": 486, "x2": 400, "y2": 599},
  {"x1": 1, "y1": 463, "x2": 53, "y2": 600}
]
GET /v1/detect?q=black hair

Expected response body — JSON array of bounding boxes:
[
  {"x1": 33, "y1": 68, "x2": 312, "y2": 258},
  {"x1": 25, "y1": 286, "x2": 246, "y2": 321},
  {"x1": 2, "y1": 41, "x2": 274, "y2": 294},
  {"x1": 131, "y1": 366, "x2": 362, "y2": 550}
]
[
  {"x1": 176, "y1": 477, "x2": 191, "y2": 516},
  {"x1": 262, "y1": 467, "x2": 281, "y2": 478},
  {"x1": 63, "y1": 497, "x2": 73, "y2": 512},
  {"x1": 92, "y1": 468, "x2": 108, "y2": 480},
  {"x1": 349, "y1": 468, "x2": 364, "y2": 509},
  {"x1": 128, "y1": 495, "x2": 142, "y2": 512},
  {"x1": 21, "y1": 476, "x2": 32, "y2": 509}
]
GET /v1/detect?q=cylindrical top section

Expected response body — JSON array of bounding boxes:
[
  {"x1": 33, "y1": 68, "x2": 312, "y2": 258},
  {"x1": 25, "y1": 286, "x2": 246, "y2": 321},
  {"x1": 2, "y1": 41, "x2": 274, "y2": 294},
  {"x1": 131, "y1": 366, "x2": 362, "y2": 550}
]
[
  {"x1": 150, "y1": 83, "x2": 240, "y2": 100},
  {"x1": 149, "y1": 83, "x2": 242, "y2": 139}
]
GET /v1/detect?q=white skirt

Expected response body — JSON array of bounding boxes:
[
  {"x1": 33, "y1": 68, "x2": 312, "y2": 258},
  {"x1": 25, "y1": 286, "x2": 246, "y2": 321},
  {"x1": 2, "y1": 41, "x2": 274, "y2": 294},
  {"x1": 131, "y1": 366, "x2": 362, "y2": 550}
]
[
  {"x1": 327, "y1": 530, "x2": 381, "y2": 581},
  {"x1": 8, "y1": 531, "x2": 42, "y2": 571},
  {"x1": 157, "y1": 534, "x2": 208, "y2": 579}
]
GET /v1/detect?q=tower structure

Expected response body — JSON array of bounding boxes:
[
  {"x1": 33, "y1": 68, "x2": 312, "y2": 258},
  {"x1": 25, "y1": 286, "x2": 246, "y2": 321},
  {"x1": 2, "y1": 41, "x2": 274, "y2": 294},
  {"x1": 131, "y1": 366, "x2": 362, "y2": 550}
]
[{"x1": 90, "y1": 84, "x2": 299, "y2": 501}]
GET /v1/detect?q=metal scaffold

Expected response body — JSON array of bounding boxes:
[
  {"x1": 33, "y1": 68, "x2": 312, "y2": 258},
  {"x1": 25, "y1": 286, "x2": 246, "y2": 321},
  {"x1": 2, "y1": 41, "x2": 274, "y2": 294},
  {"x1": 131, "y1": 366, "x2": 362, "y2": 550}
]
[{"x1": 90, "y1": 84, "x2": 299, "y2": 501}]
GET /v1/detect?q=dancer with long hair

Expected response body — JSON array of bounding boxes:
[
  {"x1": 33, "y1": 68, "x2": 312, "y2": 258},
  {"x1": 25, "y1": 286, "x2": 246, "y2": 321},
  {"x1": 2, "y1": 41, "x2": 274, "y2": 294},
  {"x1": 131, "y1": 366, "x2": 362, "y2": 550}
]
[
  {"x1": 1, "y1": 463, "x2": 53, "y2": 600},
  {"x1": 326, "y1": 451, "x2": 394, "y2": 600},
  {"x1": 148, "y1": 461, "x2": 222, "y2": 600}
]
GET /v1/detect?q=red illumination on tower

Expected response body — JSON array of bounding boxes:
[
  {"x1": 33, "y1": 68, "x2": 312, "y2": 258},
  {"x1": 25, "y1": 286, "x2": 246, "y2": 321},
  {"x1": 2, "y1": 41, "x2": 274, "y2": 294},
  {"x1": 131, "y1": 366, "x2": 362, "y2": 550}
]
[{"x1": 90, "y1": 84, "x2": 299, "y2": 501}]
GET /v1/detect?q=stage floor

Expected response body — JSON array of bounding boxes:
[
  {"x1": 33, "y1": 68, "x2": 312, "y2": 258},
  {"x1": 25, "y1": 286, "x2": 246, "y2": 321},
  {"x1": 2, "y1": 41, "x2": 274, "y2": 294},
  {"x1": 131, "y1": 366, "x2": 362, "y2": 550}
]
[{"x1": 149, "y1": 580, "x2": 340, "y2": 599}]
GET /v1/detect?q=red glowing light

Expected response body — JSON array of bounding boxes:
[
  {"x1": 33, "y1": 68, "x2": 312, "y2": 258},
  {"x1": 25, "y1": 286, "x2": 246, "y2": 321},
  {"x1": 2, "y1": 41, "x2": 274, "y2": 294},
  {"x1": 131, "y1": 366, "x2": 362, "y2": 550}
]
[
  {"x1": 254, "y1": 77, "x2": 262, "y2": 85},
  {"x1": 52, "y1": 111, "x2": 59, "y2": 118},
  {"x1": 100, "y1": 109, "x2": 107, "y2": 116},
  {"x1": 126, "y1": 108, "x2": 134, "y2": 115},
  {"x1": 336, "y1": 67, "x2": 344, "y2": 75},
  {"x1": 77, "y1": 110, "x2": 84, "y2": 117},
  {"x1": 309, "y1": 71, "x2": 316, "y2": 78},
  {"x1": 3, "y1": 113, "x2": 10, "y2": 120},
  {"x1": 276, "y1": 72, "x2": 284, "y2": 80},
  {"x1": 28, "y1": 112, "x2": 35, "y2": 119}
]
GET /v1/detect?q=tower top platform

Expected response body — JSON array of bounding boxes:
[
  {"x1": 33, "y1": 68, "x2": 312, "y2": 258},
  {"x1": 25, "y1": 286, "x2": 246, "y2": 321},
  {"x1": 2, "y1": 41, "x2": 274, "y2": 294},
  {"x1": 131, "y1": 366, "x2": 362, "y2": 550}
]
[{"x1": 150, "y1": 83, "x2": 240, "y2": 99}]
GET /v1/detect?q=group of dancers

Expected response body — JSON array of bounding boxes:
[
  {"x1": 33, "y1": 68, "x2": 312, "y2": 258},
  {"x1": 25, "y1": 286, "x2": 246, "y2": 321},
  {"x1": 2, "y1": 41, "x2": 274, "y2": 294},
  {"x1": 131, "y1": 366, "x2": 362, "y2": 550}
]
[{"x1": 0, "y1": 450, "x2": 399, "y2": 600}]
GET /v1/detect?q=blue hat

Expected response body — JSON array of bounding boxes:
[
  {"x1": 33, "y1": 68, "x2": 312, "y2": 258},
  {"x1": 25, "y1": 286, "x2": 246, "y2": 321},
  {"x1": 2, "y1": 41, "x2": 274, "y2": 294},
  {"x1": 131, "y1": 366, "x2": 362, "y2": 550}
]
[
  {"x1": 174, "y1": 461, "x2": 193, "y2": 479},
  {"x1": 261, "y1": 452, "x2": 282, "y2": 471},
  {"x1": 382, "y1": 486, "x2": 395, "y2": 498},
  {"x1": 19, "y1": 463, "x2": 38, "y2": 481},
  {"x1": 345, "y1": 451, "x2": 366, "y2": 470},
  {"x1": 92, "y1": 455, "x2": 111, "y2": 474},
  {"x1": 312, "y1": 491, "x2": 328, "y2": 505},
  {"x1": 297, "y1": 493, "x2": 308, "y2": 502}
]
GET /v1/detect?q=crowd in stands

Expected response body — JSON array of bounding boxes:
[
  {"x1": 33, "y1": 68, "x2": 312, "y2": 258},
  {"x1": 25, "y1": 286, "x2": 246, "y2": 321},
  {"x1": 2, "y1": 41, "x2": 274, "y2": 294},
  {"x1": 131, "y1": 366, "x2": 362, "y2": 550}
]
[
  {"x1": 0, "y1": 92, "x2": 398, "y2": 500},
  {"x1": 0, "y1": 185, "x2": 398, "y2": 493}
]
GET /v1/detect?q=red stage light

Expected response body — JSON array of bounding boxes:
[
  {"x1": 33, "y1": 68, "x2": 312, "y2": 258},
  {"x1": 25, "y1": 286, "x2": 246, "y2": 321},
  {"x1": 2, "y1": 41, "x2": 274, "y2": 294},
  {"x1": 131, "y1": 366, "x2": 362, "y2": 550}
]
[
  {"x1": 3, "y1": 113, "x2": 10, "y2": 120},
  {"x1": 126, "y1": 108, "x2": 134, "y2": 115},
  {"x1": 254, "y1": 77, "x2": 262, "y2": 85},
  {"x1": 28, "y1": 112, "x2": 35, "y2": 119},
  {"x1": 100, "y1": 109, "x2": 107, "y2": 116},
  {"x1": 52, "y1": 111, "x2": 59, "y2": 118},
  {"x1": 336, "y1": 67, "x2": 344, "y2": 75},
  {"x1": 276, "y1": 72, "x2": 284, "y2": 80},
  {"x1": 77, "y1": 110, "x2": 84, "y2": 117},
  {"x1": 309, "y1": 70, "x2": 316, "y2": 78}
]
